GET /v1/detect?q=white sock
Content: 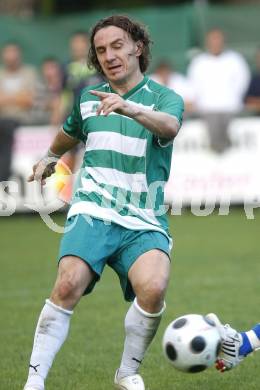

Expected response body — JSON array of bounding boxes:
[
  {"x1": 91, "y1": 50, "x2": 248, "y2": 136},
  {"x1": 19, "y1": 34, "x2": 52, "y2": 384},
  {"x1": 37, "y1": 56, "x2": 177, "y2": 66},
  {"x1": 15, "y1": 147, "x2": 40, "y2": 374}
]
[
  {"x1": 25, "y1": 299, "x2": 73, "y2": 388},
  {"x1": 118, "y1": 298, "x2": 166, "y2": 380}
]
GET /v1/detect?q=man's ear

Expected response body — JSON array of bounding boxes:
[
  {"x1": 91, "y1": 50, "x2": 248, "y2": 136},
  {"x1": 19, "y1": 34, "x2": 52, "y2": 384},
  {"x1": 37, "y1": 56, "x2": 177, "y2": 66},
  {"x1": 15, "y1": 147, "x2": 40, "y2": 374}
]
[{"x1": 135, "y1": 41, "x2": 143, "y2": 57}]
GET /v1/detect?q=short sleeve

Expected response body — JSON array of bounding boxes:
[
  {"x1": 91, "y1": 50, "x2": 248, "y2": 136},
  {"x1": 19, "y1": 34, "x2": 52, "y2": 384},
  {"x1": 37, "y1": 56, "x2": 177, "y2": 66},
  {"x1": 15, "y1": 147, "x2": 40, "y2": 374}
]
[
  {"x1": 157, "y1": 89, "x2": 184, "y2": 126},
  {"x1": 155, "y1": 89, "x2": 184, "y2": 147},
  {"x1": 63, "y1": 97, "x2": 86, "y2": 143}
]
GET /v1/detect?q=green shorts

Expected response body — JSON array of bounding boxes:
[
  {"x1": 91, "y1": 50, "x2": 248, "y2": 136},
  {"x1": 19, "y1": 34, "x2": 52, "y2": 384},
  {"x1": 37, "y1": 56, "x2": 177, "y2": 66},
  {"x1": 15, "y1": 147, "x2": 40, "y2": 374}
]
[{"x1": 58, "y1": 214, "x2": 171, "y2": 301}]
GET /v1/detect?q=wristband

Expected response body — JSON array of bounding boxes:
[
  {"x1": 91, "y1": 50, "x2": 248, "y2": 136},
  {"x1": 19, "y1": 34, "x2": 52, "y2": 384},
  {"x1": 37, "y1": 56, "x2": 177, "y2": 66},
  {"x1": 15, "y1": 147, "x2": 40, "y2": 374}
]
[{"x1": 45, "y1": 148, "x2": 62, "y2": 159}]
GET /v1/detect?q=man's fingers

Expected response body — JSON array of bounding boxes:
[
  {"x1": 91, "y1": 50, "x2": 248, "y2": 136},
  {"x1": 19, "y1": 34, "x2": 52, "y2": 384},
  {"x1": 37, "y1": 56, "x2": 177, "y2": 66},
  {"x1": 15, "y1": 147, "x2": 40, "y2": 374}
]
[
  {"x1": 96, "y1": 100, "x2": 113, "y2": 115},
  {"x1": 96, "y1": 96, "x2": 113, "y2": 115},
  {"x1": 96, "y1": 103, "x2": 104, "y2": 116},
  {"x1": 90, "y1": 90, "x2": 111, "y2": 98},
  {"x1": 96, "y1": 96, "x2": 120, "y2": 116},
  {"x1": 90, "y1": 91, "x2": 124, "y2": 116},
  {"x1": 103, "y1": 102, "x2": 121, "y2": 116},
  {"x1": 27, "y1": 174, "x2": 35, "y2": 182},
  {"x1": 27, "y1": 164, "x2": 38, "y2": 182},
  {"x1": 27, "y1": 160, "x2": 57, "y2": 183},
  {"x1": 41, "y1": 164, "x2": 56, "y2": 180}
]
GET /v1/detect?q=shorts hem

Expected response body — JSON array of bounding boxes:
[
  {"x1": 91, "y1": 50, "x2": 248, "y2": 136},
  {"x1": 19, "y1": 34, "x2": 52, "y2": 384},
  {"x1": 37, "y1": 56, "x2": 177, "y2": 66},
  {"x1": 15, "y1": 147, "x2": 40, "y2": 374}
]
[{"x1": 58, "y1": 254, "x2": 101, "y2": 277}]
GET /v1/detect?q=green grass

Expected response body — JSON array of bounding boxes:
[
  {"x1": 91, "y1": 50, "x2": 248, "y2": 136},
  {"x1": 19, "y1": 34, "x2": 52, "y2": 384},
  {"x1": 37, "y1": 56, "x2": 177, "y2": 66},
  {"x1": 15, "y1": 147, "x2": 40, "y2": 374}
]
[{"x1": 1, "y1": 209, "x2": 260, "y2": 389}]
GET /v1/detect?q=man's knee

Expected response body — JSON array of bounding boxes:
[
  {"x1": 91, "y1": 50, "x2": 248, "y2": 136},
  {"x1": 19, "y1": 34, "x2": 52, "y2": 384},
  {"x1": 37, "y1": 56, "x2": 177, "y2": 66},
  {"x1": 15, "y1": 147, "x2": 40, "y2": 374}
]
[
  {"x1": 51, "y1": 271, "x2": 85, "y2": 306},
  {"x1": 50, "y1": 256, "x2": 94, "y2": 308},
  {"x1": 55, "y1": 278, "x2": 79, "y2": 301},
  {"x1": 129, "y1": 249, "x2": 170, "y2": 312},
  {"x1": 136, "y1": 278, "x2": 168, "y2": 311}
]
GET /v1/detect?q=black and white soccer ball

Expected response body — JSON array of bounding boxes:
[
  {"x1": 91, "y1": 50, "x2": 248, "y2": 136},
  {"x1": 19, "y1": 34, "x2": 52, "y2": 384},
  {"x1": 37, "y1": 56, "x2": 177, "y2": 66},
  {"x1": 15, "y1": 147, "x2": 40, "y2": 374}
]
[{"x1": 162, "y1": 314, "x2": 221, "y2": 373}]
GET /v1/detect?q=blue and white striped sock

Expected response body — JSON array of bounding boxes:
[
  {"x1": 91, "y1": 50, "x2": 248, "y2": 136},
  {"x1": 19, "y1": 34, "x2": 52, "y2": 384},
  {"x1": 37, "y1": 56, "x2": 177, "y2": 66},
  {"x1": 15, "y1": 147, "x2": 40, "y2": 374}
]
[{"x1": 239, "y1": 324, "x2": 260, "y2": 356}]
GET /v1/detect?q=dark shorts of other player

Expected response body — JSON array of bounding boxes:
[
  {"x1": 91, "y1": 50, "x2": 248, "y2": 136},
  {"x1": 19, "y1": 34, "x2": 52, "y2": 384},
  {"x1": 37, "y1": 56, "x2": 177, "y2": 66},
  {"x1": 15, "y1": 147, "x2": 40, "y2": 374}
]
[{"x1": 58, "y1": 214, "x2": 172, "y2": 302}]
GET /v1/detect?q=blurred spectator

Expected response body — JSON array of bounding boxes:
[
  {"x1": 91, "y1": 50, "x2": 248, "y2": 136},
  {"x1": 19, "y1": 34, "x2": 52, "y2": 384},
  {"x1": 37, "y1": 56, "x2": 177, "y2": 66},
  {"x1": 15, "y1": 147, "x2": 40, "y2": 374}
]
[
  {"x1": 187, "y1": 29, "x2": 250, "y2": 153},
  {"x1": 63, "y1": 31, "x2": 102, "y2": 105},
  {"x1": 245, "y1": 48, "x2": 260, "y2": 114},
  {"x1": 150, "y1": 60, "x2": 194, "y2": 112},
  {"x1": 0, "y1": 42, "x2": 37, "y2": 182},
  {"x1": 33, "y1": 57, "x2": 65, "y2": 126}
]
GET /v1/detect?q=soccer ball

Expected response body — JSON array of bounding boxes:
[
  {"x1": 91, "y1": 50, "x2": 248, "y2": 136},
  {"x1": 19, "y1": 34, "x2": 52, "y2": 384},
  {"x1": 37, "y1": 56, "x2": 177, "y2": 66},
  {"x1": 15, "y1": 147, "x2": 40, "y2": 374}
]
[{"x1": 162, "y1": 314, "x2": 221, "y2": 373}]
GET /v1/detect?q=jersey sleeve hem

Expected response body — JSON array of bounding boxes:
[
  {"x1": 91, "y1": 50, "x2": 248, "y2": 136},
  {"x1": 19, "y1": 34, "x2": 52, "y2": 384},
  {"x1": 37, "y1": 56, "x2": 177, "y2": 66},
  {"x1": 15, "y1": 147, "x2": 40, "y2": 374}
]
[
  {"x1": 61, "y1": 127, "x2": 79, "y2": 140},
  {"x1": 157, "y1": 115, "x2": 181, "y2": 147}
]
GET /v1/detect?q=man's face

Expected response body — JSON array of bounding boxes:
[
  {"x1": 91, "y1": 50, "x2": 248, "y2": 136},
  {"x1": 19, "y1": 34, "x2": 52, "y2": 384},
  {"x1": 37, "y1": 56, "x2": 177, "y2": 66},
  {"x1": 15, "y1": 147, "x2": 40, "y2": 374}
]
[
  {"x1": 94, "y1": 26, "x2": 142, "y2": 84},
  {"x1": 2, "y1": 44, "x2": 21, "y2": 70},
  {"x1": 42, "y1": 61, "x2": 61, "y2": 82},
  {"x1": 70, "y1": 35, "x2": 89, "y2": 61},
  {"x1": 206, "y1": 30, "x2": 225, "y2": 56}
]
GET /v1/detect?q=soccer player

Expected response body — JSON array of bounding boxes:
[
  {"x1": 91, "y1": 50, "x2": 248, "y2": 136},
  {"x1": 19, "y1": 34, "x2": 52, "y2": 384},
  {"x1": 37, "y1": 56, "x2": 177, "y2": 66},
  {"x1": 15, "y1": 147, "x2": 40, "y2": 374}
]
[
  {"x1": 207, "y1": 314, "x2": 260, "y2": 372},
  {"x1": 23, "y1": 15, "x2": 184, "y2": 390}
]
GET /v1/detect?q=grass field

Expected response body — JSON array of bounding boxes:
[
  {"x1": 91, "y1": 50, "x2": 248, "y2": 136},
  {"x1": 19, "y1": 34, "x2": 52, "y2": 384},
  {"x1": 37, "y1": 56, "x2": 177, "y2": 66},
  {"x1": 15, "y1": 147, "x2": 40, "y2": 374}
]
[{"x1": 1, "y1": 209, "x2": 260, "y2": 390}]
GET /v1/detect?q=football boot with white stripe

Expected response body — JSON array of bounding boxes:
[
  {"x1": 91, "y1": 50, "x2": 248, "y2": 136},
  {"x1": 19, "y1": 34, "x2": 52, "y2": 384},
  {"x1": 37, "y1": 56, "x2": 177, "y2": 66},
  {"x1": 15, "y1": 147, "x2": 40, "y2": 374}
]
[{"x1": 206, "y1": 313, "x2": 245, "y2": 372}]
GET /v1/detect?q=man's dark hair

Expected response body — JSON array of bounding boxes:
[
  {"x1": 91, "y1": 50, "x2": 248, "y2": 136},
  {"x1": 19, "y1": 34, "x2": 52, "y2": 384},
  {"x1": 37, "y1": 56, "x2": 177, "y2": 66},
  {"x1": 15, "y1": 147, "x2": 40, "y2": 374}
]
[
  {"x1": 41, "y1": 56, "x2": 60, "y2": 64},
  {"x1": 88, "y1": 15, "x2": 152, "y2": 75}
]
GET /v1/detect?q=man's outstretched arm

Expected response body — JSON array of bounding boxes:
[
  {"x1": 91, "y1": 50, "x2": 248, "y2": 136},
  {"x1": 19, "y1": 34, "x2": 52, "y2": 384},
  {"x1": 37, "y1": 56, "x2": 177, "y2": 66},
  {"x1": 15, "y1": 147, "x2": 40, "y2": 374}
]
[{"x1": 90, "y1": 90, "x2": 181, "y2": 140}]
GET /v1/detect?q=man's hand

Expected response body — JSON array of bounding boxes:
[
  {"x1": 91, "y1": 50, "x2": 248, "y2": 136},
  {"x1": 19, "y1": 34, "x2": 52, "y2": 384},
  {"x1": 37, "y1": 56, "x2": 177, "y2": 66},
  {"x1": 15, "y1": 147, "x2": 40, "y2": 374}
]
[
  {"x1": 27, "y1": 157, "x2": 58, "y2": 185},
  {"x1": 90, "y1": 90, "x2": 138, "y2": 117},
  {"x1": 90, "y1": 89, "x2": 180, "y2": 140}
]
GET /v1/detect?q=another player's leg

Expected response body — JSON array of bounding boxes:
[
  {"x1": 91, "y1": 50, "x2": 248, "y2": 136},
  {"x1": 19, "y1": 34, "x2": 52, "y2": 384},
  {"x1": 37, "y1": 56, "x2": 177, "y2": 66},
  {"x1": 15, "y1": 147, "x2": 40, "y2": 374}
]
[
  {"x1": 206, "y1": 313, "x2": 260, "y2": 372},
  {"x1": 24, "y1": 256, "x2": 95, "y2": 390},
  {"x1": 115, "y1": 249, "x2": 170, "y2": 390}
]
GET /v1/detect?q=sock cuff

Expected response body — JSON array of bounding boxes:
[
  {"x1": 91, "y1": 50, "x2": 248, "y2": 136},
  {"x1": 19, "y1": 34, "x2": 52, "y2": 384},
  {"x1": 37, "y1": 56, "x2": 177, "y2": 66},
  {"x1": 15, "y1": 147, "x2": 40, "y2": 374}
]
[
  {"x1": 134, "y1": 298, "x2": 166, "y2": 318},
  {"x1": 239, "y1": 332, "x2": 253, "y2": 356},
  {"x1": 45, "y1": 299, "x2": 73, "y2": 316},
  {"x1": 252, "y1": 324, "x2": 260, "y2": 339},
  {"x1": 246, "y1": 329, "x2": 260, "y2": 351}
]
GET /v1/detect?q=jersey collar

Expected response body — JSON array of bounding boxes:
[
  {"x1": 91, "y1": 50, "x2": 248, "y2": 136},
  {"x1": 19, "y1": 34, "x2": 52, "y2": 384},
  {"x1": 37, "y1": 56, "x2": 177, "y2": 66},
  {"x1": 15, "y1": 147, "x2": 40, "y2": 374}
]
[{"x1": 109, "y1": 75, "x2": 148, "y2": 100}]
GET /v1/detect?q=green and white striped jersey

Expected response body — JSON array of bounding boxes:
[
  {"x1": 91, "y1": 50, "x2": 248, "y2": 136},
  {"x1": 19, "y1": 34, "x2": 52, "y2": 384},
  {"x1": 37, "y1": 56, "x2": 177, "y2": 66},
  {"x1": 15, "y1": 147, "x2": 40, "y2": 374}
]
[{"x1": 63, "y1": 75, "x2": 184, "y2": 240}]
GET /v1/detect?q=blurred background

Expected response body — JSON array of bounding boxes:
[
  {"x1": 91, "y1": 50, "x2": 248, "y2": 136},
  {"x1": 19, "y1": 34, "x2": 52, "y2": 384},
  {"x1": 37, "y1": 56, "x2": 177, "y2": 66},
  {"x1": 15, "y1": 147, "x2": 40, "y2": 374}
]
[
  {"x1": 1, "y1": 0, "x2": 260, "y2": 211},
  {"x1": 1, "y1": 2, "x2": 260, "y2": 389}
]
